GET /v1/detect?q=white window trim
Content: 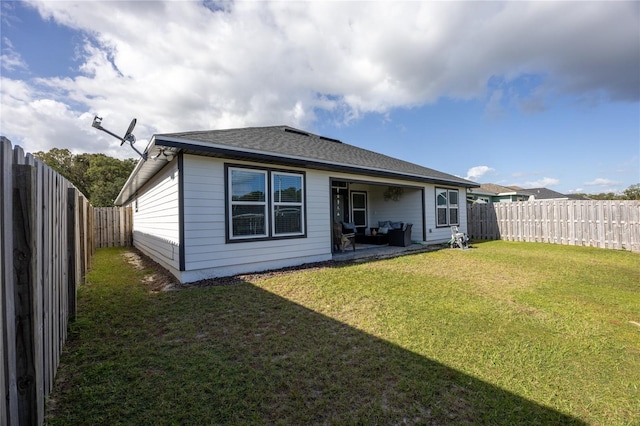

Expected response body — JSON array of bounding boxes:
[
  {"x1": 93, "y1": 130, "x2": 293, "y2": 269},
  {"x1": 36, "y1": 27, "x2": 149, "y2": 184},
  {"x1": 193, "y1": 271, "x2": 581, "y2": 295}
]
[
  {"x1": 436, "y1": 188, "x2": 460, "y2": 227},
  {"x1": 272, "y1": 171, "x2": 305, "y2": 237}
]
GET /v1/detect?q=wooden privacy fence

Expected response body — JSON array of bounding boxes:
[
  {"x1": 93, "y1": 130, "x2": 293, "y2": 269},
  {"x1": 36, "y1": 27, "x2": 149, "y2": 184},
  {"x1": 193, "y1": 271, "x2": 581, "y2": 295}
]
[
  {"x1": 94, "y1": 207, "x2": 133, "y2": 248},
  {"x1": 1, "y1": 139, "x2": 95, "y2": 426},
  {"x1": 468, "y1": 200, "x2": 640, "y2": 253}
]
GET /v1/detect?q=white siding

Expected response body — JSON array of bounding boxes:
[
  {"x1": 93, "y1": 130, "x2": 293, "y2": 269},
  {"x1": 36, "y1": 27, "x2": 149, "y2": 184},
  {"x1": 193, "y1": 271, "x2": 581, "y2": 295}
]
[
  {"x1": 130, "y1": 161, "x2": 180, "y2": 276},
  {"x1": 130, "y1": 154, "x2": 470, "y2": 283},
  {"x1": 181, "y1": 155, "x2": 332, "y2": 282},
  {"x1": 424, "y1": 185, "x2": 468, "y2": 243}
]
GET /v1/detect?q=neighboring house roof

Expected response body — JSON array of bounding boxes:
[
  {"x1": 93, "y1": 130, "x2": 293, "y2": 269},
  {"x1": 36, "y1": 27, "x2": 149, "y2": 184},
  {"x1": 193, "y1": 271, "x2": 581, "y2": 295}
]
[
  {"x1": 520, "y1": 187, "x2": 586, "y2": 200},
  {"x1": 116, "y1": 125, "x2": 478, "y2": 205},
  {"x1": 468, "y1": 183, "x2": 586, "y2": 201},
  {"x1": 468, "y1": 183, "x2": 531, "y2": 197}
]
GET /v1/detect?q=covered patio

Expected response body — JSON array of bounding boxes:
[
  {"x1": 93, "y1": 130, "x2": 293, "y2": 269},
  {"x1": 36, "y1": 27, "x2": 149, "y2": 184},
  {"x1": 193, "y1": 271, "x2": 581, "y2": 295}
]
[{"x1": 332, "y1": 241, "x2": 442, "y2": 262}]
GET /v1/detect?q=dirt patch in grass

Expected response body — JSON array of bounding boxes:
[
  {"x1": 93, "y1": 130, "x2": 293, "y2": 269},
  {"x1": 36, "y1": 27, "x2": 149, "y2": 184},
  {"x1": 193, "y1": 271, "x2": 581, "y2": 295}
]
[
  {"x1": 122, "y1": 250, "x2": 180, "y2": 293},
  {"x1": 121, "y1": 248, "x2": 346, "y2": 291},
  {"x1": 128, "y1": 244, "x2": 444, "y2": 289}
]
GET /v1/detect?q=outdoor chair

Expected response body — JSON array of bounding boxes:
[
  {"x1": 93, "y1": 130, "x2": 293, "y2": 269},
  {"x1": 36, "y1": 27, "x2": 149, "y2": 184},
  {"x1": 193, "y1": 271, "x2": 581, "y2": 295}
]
[
  {"x1": 388, "y1": 223, "x2": 412, "y2": 247},
  {"x1": 333, "y1": 221, "x2": 356, "y2": 252},
  {"x1": 449, "y1": 226, "x2": 469, "y2": 249}
]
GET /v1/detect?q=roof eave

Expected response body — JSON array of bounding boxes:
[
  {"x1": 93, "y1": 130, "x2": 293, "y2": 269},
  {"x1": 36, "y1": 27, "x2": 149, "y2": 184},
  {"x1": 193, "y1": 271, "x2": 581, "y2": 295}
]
[{"x1": 154, "y1": 136, "x2": 479, "y2": 188}]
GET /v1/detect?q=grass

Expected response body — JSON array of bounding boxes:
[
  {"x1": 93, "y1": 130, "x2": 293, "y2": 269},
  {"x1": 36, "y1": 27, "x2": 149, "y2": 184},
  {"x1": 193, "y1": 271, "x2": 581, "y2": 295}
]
[{"x1": 47, "y1": 241, "x2": 640, "y2": 425}]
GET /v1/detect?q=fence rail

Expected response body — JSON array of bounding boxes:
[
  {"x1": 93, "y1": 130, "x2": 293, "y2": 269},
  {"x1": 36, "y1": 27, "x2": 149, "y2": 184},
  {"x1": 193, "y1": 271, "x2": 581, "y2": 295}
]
[
  {"x1": 1, "y1": 138, "x2": 95, "y2": 426},
  {"x1": 468, "y1": 200, "x2": 640, "y2": 253}
]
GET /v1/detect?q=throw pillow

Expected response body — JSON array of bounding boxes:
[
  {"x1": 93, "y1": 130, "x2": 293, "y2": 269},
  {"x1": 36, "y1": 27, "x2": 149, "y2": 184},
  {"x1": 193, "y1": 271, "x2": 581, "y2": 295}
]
[
  {"x1": 391, "y1": 222, "x2": 402, "y2": 230},
  {"x1": 342, "y1": 222, "x2": 356, "y2": 232},
  {"x1": 378, "y1": 226, "x2": 389, "y2": 234},
  {"x1": 379, "y1": 220, "x2": 392, "y2": 229}
]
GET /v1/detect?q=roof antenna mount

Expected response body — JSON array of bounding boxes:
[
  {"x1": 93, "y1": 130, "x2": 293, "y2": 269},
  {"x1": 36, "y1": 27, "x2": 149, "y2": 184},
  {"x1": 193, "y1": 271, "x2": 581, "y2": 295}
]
[{"x1": 91, "y1": 116, "x2": 147, "y2": 160}]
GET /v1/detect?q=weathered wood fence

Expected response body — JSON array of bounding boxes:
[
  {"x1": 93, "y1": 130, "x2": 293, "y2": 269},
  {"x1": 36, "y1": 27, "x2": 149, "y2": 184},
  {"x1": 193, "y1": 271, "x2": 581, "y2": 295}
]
[
  {"x1": 468, "y1": 200, "x2": 640, "y2": 253},
  {"x1": 94, "y1": 207, "x2": 133, "y2": 248},
  {"x1": 1, "y1": 138, "x2": 100, "y2": 426}
]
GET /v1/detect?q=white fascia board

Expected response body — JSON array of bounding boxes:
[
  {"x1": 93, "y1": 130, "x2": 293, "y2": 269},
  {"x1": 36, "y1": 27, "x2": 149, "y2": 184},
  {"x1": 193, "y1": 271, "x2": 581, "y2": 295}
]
[{"x1": 114, "y1": 137, "x2": 157, "y2": 205}]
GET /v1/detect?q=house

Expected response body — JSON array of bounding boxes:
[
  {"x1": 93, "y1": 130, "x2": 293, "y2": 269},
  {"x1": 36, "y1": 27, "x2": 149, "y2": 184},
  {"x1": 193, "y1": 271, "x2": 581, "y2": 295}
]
[
  {"x1": 516, "y1": 187, "x2": 587, "y2": 201},
  {"x1": 467, "y1": 183, "x2": 531, "y2": 203},
  {"x1": 467, "y1": 183, "x2": 586, "y2": 203},
  {"x1": 115, "y1": 126, "x2": 479, "y2": 283}
]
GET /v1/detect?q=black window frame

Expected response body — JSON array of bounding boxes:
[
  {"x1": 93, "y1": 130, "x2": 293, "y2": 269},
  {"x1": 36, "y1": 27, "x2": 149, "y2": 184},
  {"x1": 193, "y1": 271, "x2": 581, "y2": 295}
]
[{"x1": 225, "y1": 164, "x2": 306, "y2": 242}]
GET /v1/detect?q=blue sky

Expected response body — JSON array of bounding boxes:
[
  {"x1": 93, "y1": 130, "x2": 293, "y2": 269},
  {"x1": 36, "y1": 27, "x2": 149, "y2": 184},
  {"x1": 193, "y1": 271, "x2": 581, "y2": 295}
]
[{"x1": 1, "y1": 0, "x2": 638, "y2": 194}]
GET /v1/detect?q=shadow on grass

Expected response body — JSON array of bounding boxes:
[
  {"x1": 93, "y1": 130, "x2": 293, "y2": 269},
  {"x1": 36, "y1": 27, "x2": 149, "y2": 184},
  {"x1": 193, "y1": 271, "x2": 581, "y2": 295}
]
[{"x1": 50, "y1": 270, "x2": 586, "y2": 425}]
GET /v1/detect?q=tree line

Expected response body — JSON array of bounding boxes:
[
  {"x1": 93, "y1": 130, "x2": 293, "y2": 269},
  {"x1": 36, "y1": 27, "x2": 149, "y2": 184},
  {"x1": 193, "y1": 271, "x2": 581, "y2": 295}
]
[
  {"x1": 574, "y1": 184, "x2": 640, "y2": 201},
  {"x1": 34, "y1": 148, "x2": 136, "y2": 207}
]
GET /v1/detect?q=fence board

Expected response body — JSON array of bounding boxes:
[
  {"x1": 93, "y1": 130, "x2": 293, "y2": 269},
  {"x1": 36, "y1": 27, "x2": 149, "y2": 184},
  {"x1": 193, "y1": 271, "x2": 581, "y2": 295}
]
[
  {"x1": 94, "y1": 207, "x2": 132, "y2": 248},
  {"x1": 13, "y1": 163, "x2": 44, "y2": 425},
  {"x1": 1, "y1": 138, "x2": 98, "y2": 425},
  {"x1": 468, "y1": 200, "x2": 640, "y2": 253},
  {"x1": 1, "y1": 139, "x2": 19, "y2": 426}
]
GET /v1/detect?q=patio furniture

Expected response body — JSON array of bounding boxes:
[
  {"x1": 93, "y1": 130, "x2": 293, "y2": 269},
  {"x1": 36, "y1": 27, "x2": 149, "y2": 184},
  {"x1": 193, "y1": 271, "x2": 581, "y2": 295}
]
[
  {"x1": 449, "y1": 225, "x2": 469, "y2": 249},
  {"x1": 359, "y1": 229, "x2": 389, "y2": 245},
  {"x1": 389, "y1": 223, "x2": 413, "y2": 247},
  {"x1": 334, "y1": 221, "x2": 356, "y2": 252}
]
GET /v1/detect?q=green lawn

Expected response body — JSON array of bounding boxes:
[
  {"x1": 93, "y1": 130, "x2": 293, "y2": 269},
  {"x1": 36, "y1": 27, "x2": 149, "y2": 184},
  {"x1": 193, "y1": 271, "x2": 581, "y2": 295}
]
[{"x1": 47, "y1": 241, "x2": 640, "y2": 425}]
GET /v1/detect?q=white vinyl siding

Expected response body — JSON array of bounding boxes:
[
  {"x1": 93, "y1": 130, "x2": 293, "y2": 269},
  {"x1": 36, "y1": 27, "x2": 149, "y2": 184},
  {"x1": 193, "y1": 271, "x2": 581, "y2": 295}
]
[
  {"x1": 133, "y1": 153, "x2": 469, "y2": 283},
  {"x1": 425, "y1": 186, "x2": 468, "y2": 243},
  {"x1": 131, "y1": 161, "x2": 180, "y2": 274},
  {"x1": 181, "y1": 155, "x2": 329, "y2": 281}
]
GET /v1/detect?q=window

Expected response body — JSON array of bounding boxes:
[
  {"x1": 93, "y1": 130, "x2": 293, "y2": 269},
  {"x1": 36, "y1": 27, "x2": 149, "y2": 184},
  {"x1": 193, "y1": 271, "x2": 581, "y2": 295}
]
[
  {"x1": 436, "y1": 188, "x2": 459, "y2": 226},
  {"x1": 350, "y1": 191, "x2": 367, "y2": 227},
  {"x1": 229, "y1": 168, "x2": 267, "y2": 238},
  {"x1": 227, "y1": 166, "x2": 305, "y2": 240},
  {"x1": 272, "y1": 172, "x2": 303, "y2": 235}
]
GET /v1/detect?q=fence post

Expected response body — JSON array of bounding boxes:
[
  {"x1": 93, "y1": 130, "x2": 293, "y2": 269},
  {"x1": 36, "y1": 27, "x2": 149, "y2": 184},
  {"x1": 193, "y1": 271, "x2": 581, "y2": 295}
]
[
  {"x1": 1, "y1": 139, "x2": 19, "y2": 425},
  {"x1": 13, "y1": 163, "x2": 43, "y2": 425},
  {"x1": 67, "y1": 188, "x2": 78, "y2": 321}
]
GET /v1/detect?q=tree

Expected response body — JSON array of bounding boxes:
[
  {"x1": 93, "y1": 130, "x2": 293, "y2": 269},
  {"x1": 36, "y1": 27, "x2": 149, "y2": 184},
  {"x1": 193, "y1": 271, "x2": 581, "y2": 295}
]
[
  {"x1": 622, "y1": 183, "x2": 640, "y2": 200},
  {"x1": 34, "y1": 149, "x2": 136, "y2": 207},
  {"x1": 574, "y1": 183, "x2": 640, "y2": 201},
  {"x1": 85, "y1": 154, "x2": 137, "y2": 207},
  {"x1": 33, "y1": 148, "x2": 91, "y2": 196}
]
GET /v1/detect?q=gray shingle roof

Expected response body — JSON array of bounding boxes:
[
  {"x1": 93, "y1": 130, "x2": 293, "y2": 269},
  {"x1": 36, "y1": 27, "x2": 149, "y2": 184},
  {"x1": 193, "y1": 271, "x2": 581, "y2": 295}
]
[
  {"x1": 476, "y1": 183, "x2": 525, "y2": 195},
  {"x1": 523, "y1": 187, "x2": 585, "y2": 200},
  {"x1": 156, "y1": 125, "x2": 477, "y2": 187}
]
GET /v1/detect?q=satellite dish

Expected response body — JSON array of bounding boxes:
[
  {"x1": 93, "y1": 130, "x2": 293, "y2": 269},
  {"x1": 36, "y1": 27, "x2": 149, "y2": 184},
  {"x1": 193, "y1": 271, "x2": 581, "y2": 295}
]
[
  {"x1": 91, "y1": 115, "x2": 147, "y2": 160},
  {"x1": 122, "y1": 118, "x2": 137, "y2": 146}
]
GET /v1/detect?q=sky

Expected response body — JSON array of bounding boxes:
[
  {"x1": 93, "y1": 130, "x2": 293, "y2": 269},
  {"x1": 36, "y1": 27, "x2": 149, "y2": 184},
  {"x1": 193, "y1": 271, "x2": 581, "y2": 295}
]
[{"x1": 1, "y1": 0, "x2": 638, "y2": 195}]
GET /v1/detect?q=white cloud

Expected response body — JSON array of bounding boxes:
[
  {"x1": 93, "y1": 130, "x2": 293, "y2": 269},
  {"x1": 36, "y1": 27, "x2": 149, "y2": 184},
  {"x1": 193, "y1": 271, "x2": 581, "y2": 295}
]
[
  {"x1": 521, "y1": 177, "x2": 560, "y2": 188},
  {"x1": 585, "y1": 178, "x2": 622, "y2": 187},
  {"x1": 465, "y1": 166, "x2": 496, "y2": 181},
  {"x1": 1, "y1": 1, "x2": 638, "y2": 156},
  {"x1": 1, "y1": 37, "x2": 28, "y2": 72}
]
